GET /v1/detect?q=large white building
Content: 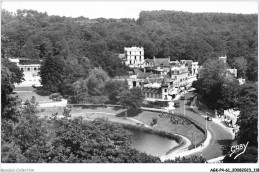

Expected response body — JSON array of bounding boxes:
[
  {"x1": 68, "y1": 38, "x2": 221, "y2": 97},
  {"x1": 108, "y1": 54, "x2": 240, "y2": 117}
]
[
  {"x1": 121, "y1": 47, "x2": 144, "y2": 68},
  {"x1": 9, "y1": 58, "x2": 41, "y2": 87},
  {"x1": 170, "y1": 61, "x2": 189, "y2": 88}
]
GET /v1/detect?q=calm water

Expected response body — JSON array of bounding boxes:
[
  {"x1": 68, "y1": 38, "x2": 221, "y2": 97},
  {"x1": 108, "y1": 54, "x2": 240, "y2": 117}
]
[{"x1": 129, "y1": 129, "x2": 179, "y2": 157}]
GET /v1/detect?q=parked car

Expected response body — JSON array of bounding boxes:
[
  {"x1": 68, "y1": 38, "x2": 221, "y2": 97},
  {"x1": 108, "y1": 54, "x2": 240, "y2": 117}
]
[{"x1": 205, "y1": 116, "x2": 212, "y2": 121}]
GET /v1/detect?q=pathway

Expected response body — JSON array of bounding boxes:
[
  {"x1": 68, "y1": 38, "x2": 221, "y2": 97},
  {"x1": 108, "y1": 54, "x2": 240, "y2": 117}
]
[
  {"x1": 160, "y1": 134, "x2": 192, "y2": 161},
  {"x1": 127, "y1": 117, "x2": 151, "y2": 128}
]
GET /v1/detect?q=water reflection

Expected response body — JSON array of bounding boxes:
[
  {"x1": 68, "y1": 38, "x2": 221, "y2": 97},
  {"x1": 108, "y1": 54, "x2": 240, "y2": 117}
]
[{"x1": 129, "y1": 129, "x2": 179, "y2": 157}]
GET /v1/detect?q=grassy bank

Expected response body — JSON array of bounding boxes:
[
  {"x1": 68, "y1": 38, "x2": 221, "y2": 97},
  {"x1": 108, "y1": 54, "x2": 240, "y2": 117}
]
[
  {"x1": 13, "y1": 86, "x2": 52, "y2": 103},
  {"x1": 131, "y1": 111, "x2": 204, "y2": 146}
]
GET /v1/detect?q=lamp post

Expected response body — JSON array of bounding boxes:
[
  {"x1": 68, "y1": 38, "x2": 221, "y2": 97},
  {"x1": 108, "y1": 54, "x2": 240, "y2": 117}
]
[
  {"x1": 205, "y1": 112, "x2": 208, "y2": 131},
  {"x1": 184, "y1": 99, "x2": 185, "y2": 116},
  {"x1": 192, "y1": 132, "x2": 194, "y2": 146},
  {"x1": 194, "y1": 132, "x2": 197, "y2": 148}
]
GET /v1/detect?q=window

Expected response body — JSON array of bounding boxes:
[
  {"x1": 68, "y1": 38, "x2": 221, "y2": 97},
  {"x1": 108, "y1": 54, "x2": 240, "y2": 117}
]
[
  {"x1": 34, "y1": 68, "x2": 37, "y2": 71},
  {"x1": 165, "y1": 89, "x2": 167, "y2": 92},
  {"x1": 27, "y1": 68, "x2": 30, "y2": 71},
  {"x1": 140, "y1": 51, "x2": 142, "y2": 55}
]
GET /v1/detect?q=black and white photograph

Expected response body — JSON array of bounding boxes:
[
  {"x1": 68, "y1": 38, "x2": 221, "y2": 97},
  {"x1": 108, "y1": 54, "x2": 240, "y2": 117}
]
[{"x1": 1, "y1": 0, "x2": 259, "y2": 172}]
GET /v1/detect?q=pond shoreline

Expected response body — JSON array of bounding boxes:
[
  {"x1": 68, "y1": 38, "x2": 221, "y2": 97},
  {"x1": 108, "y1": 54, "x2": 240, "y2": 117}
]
[{"x1": 119, "y1": 123, "x2": 188, "y2": 156}]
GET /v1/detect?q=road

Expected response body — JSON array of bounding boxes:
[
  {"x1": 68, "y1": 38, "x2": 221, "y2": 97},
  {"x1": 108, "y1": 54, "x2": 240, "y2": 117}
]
[{"x1": 174, "y1": 91, "x2": 234, "y2": 160}]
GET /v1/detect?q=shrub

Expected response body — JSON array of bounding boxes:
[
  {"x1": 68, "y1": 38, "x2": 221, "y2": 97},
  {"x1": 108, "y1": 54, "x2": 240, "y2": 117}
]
[
  {"x1": 142, "y1": 100, "x2": 168, "y2": 109},
  {"x1": 152, "y1": 117, "x2": 158, "y2": 125},
  {"x1": 49, "y1": 93, "x2": 63, "y2": 102}
]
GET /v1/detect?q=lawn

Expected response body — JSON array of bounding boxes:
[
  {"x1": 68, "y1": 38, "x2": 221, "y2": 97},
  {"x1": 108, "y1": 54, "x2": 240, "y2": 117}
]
[
  {"x1": 13, "y1": 86, "x2": 52, "y2": 103},
  {"x1": 13, "y1": 91, "x2": 52, "y2": 103},
  {"x1": 131, "y1": 111, "x2": 204, "y2": 145},
  {"x1": 14, "y1": 86, "x2": 34, "y2": 91},
  {"x1": 37, "y1": 106, "x2": 137, "y2": 126},
  {"x1": 37, "y1": 107, "x2": 125, "y2": 116}
]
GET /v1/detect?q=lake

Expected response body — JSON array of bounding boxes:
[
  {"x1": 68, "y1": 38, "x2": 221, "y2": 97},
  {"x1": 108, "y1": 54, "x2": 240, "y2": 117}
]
[{"x1": 129, "y1": 129, "x2": 179, "y2": 157}]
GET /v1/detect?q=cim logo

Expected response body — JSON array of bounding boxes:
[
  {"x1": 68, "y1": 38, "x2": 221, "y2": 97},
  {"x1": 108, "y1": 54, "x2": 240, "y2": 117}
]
[{"x1": 229, "y1": 142, "x2": 249, "y2": 159}]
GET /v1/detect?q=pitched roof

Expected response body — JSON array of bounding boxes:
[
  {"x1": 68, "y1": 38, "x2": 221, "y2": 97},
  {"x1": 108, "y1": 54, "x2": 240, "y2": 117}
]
[
  {"x1": 161, "y1": 77, "x2": 168, "y2": 87},
  {"x1": 142, "y1": 87, "x2": 162, "y2": 94},
  {"x1": 154, "y1": 58, "x2": 170, "y2": 67}
]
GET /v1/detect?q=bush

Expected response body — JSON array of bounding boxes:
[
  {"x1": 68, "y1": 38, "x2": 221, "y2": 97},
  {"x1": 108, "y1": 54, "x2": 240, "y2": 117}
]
[
  {"x1": 84, "y1": 96, "x2": 109, "y2": 104},
  {"x1": 152, "y1": 117, "x2": 157, "y2": 125},
  {"x1": 142, "y1": 101, "x2": 168, "y2": 109},
  {"x1": 49, "y1": 93, "x2": 63, "y2": 102}
]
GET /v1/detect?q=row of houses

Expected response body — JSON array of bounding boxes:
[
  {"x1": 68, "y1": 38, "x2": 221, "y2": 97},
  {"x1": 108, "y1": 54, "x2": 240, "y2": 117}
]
[{"x1": 119, "y1": 47, "x2": 245, "y2": 102}]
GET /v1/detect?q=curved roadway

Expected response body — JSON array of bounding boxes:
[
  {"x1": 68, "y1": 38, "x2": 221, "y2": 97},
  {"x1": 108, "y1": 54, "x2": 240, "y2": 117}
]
[{"x1": 175, "y1": 91, "x2": 234, "y2": 160}]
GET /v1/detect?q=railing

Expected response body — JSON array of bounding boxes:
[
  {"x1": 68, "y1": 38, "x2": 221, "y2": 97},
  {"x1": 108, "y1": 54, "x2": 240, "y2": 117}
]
[{"x1": 67, "y1": 103, "x2": 123, "y2": 109}]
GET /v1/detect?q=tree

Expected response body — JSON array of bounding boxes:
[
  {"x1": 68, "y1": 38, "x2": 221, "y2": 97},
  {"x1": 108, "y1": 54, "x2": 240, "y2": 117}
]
[
  {"x1": 104, "y1": 80, "x2": 128, "y2": 104},
  {"x1": 228, "y1": 57, "x2": 247, "y2": 78},
  {"x1": 85, "y1": 68, "x2": 110, "y2": 96},
  {"x1": 1, "y1": 59, "x2": 24, "y2": 121},
  {"x1": 246, "y1": 53, "x2": 258, "y2": 82},
  {"x1": 193, "y1": 58, "x2": 239, "y2": 110},
  {"x1": 235, "y1": 82, "x2": 258, "y2": 148},
  {"x1": 118, "y1": 87, "x2": 144, "y2": 119},
  {"x1": 39, "y1": 55, "x2": 65, "y2": 93},
  {"x1": 2, "y1": 99, "x2": 49, "y2": 163},
  {"x1": 164, "y1": 155, "x2": 206, "y2": 163},
  {"x1": 21, "y1": 39, "x2": 40, "y2": 60},
  {"x1": 2, "y1": 58, "x2": 24, "y2": 84}
]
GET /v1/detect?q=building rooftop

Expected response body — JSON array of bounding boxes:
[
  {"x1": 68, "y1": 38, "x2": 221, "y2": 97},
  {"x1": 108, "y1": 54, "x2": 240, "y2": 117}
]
[
  {"x1": 9, "y1": 58, "x2": 20, "y2": 63},
  {"x1": 124, "y1": 47, "x2": 144, "y2": 51},
  {"x1": 142, "y1": 87, "x2": 162, "y2": 94},
  {"x1": 161, "y1": 77, "x2": 168, "y2": 87},
  {"x1": 118, "y1": 53, "x2": 125, "y2": 59},
  {"x1": 154, "y1": 58, "x2": 170, "y2": 67}
]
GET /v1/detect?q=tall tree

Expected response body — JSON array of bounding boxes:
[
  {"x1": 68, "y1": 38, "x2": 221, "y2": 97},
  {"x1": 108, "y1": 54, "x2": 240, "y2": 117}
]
[
  {"x1": 85, "y1": 68, "x2": 110, "y2": 96},
  {"x1": 118, "y1": 87, "x2": 144, "y2": 118},
  {"x1": 193, "y1": 58, "x2": 239, "y2": 110},
  {"x1": 39, "y1": 55, "x2": 65, "y2": 93}
]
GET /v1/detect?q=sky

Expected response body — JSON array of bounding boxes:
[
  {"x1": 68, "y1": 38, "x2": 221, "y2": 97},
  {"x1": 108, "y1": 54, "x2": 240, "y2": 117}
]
[{"x1": 1, "y1": 1, "x2": 259, "y2": 19}]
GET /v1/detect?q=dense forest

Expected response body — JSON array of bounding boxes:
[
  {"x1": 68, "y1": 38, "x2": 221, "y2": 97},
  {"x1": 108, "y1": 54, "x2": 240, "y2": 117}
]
[{"x1": 1, "y1": 9, "x2": 258, "y2": 81}]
